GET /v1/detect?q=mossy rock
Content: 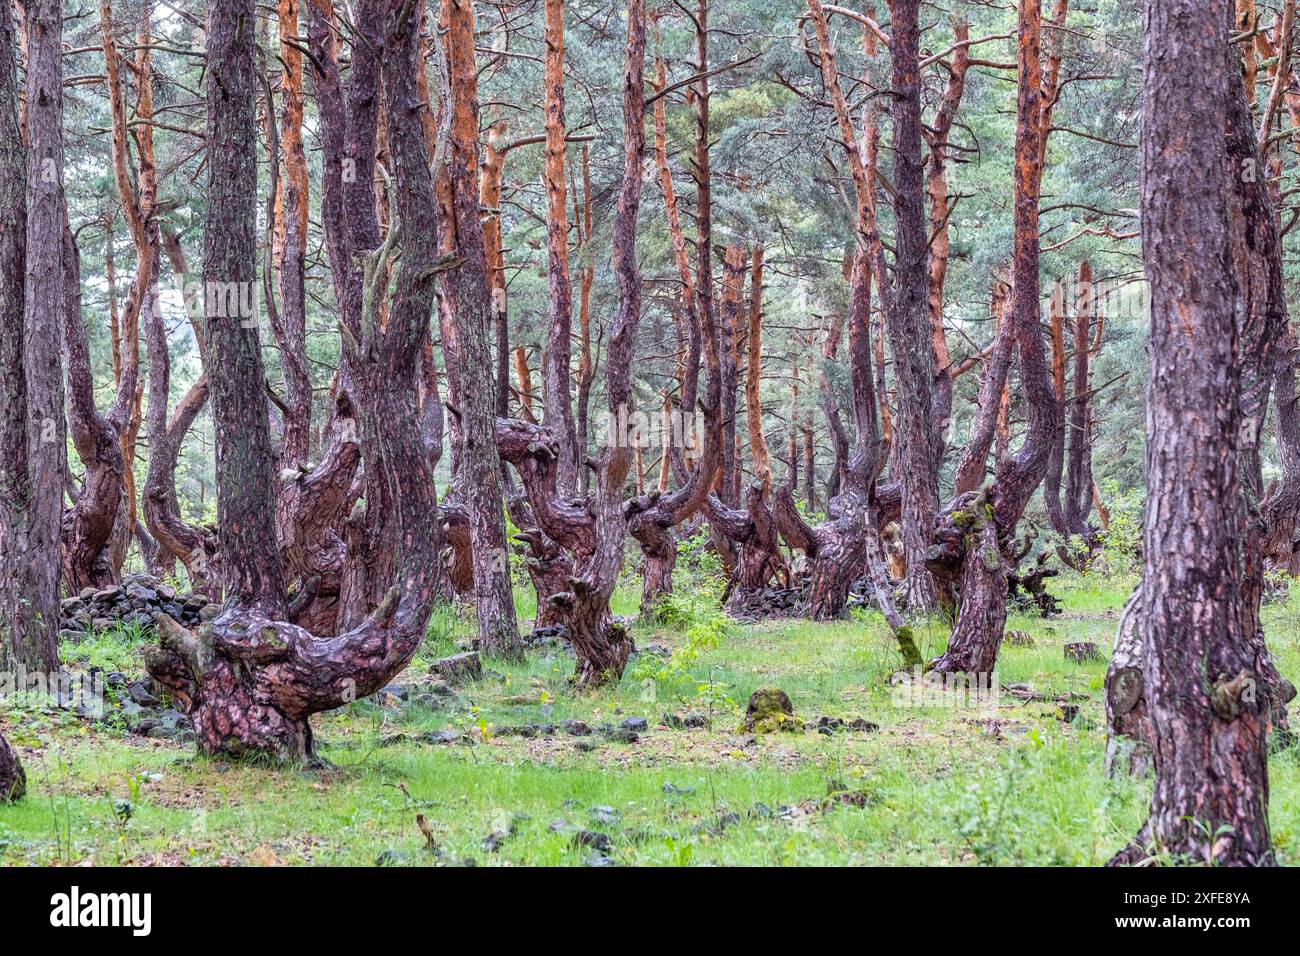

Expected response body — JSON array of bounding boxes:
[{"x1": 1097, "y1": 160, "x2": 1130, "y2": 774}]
[
  {"x1": 895, "y1": 626, "x2": 923, "y2": 669},
  {"x1": 742, "y1": 687, "x2": 804, "y2": 734}
]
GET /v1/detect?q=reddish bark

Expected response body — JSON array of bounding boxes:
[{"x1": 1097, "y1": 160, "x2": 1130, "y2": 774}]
[
  {"x1": 118, "y1": 10, "x2": 156, "y2": 559},
  {"x1": 575, "y1": 146, "x2": 596, "y2": 495},
  {"x1": 481, "y1": 116, "x2": 510, "y2": 418},
  {"x1": 513, "y1": 348, "x2": 537, "y2": 423},
  {"x1": 271, "y1": 0, "x2": 312, "y2": 467},
  {"x1": 147, "y1": 0, "x2": 445, "y2": 763},
  {"x1": 441, "y1": 0, "x2": 523, "y2": 658},
  {"x1": 541, "y1": 0, "x2": 578, "y2": 493},
  {"x1": 787, "y1": 1, "x2": 898, "y2": 623},
  {"x1": 501, "y1": 0, "x2": 647, "y2": 685},
  {"x1": 746, "y1": 247, "x2": 772, "y2": 492},
  {"x1": 925, "y1": 21, "x2": 971, "y2": 451},
  {"x1": 691, "y1": 0, "x2": 717, "y2": 420},
  {"x1": 718, "y1": 246, "x2": 749, "y2": 506},
  {"x1": 1043, "y1": 261, "x2": 1104, "y2": 568},
  {"x1": 927, "y1": 0, "x2": 1061, "y2": 675},
  {"x1": 1110, "y1": 0, "x2": 1271, "y2": 866},
  {"x1": 60, "y1": 1, "x2": 160, "y2": 592},
  {"x1": 651, "y1": 33, "x2": 701, "y2": 425},
  {"x1": 624, "y1": 5, "x2": 737, "y2": 610}
]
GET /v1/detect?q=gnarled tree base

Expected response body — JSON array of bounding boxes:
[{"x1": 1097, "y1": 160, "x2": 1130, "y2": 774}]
[
  {"x1": 709, "y1": 483, "x2": 790, "y2": 614},
  {"x1": 145, "y1": 587, "x2": 423, "y2": 764},
  {"x1": 802, "y1": 540, "x2": 866, "y2": 621},
  {"x1": 511, "y1": 526, "x2": 571, "y2": 629},
  {"x1": 773, "y1": 484, "x2": 867, "y2": 621},
  {"x1": 549, "y1": 584, "x2": 631, "y2": 689},
  {"x1": 928, "y1": 519, "x2": 1008, "y2": 676}
]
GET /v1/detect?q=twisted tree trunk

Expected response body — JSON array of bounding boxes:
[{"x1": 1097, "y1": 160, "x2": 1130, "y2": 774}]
[
  {"x1": 926, "y1": 0, "x2": 1060, "y2": 676},
  {"x1": 141, "y1": 280, "x2": 214, "y2": 592},
  {"x1": 497, "y1": 0, "x2": 646, "y2": 686},
  {"x1": 624, "y1": 245, "x2": 728, "y2": 613},
  {"x1": 882, "y1": 0, "x2": 940, "y2": 611},
  {"x1": 61, "y1": 220, "x2": 128, "y2": 592},
  {"x1": 783, "y1": 0, "x2": 897, "y2": 623},
  {"x1": 63, "y1": 0, "x2": 156, "y2": 585},
  {"x1": 146, "y1": 0, "x2": 443, "y2": 763}
]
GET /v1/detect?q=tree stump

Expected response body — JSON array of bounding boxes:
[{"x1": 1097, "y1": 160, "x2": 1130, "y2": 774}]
[
  {"x1": 429, "y1": 652, "x2": 483, "y2": 685},
  {"x1": 1064, "y1": 641, "x2": 1101, "y2": 663},
  {"x1": 0, "y1": 730, "x2": 25, "y2": 803}
]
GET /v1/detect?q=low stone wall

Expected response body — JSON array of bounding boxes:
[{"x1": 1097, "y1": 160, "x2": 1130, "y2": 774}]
[{"x1": 59, "y1": 573, "x2": 211, "y2": 637}]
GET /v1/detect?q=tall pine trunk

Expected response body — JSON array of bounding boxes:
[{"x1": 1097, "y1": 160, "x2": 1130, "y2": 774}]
[
  {"x1": 883, "y1": 0, "x2": 940, "y2": 611},
  {"x1": 1110, "y1": 0, "x2": 1272, "y2": 866},
  {"x1": 11, "y1": 0, "x2": 67, "y2": 672},
  {"x1": 442, "y1": 0, "x2": 522, "y2": 659}
]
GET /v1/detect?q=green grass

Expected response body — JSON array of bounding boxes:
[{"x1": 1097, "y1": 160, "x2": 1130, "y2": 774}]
[{"x1": 3, "y1": 569, "x2": 1300, "y2": 866}]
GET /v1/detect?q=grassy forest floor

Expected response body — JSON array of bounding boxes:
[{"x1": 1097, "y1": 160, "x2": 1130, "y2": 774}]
[{"x1": 3, "y1": 570, "x2": 1300, "y2": 866}]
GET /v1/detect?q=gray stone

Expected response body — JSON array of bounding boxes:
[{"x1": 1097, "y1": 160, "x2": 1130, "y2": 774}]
[
  {"x1": 573, "y1": 829, "x2": 612, "y2": 853},
  {"x1": 160, "y1": 709, "x2": 192, "y2": 731},
  {"x1": 421, "y1": 730, "x2": 460, "y2": 745},
  {"x1": 128, "y1": 679, "x2": 159, "y2": 707},
  {"x1": 125, "y1": 584, "x2": 158, "y2": 604}
]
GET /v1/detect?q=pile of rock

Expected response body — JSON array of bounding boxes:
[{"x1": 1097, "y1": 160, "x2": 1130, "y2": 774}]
[
  {"x1": 726, "y1": 586, "x2": 807, "y2": 622},
  {"x1": 454, "y1": 617, "x2": 640, "y2": 656},
  {"x1": 59, "y1": 573, "x2": 211, "y2": 638},
  {"x1": 99, "y1": 672, "x2": 195, "y2": 742},
  {"x1": 727, "y1": 576, "x2": 886, "y2": 621}
]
